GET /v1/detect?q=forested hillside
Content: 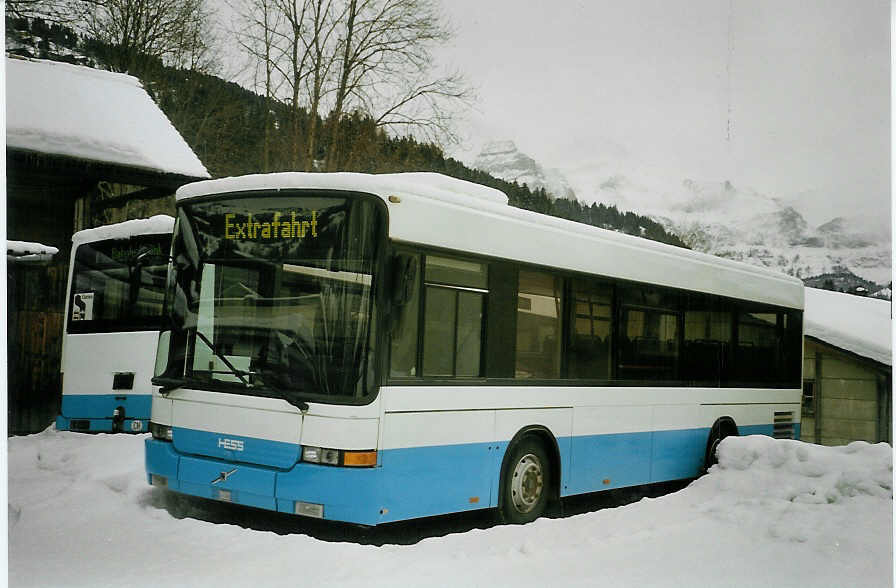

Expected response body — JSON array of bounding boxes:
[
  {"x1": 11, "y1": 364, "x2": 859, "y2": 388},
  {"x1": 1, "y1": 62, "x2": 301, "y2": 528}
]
[{"x1": 6, "y1": 15, "x2": 688, "y2": 249}]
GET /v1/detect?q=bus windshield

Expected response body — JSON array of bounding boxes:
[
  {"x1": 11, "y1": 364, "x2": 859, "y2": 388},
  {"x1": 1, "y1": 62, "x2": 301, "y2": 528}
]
[
  {"x1": 155, "y1": 193, "x2": 384, "y2": 406},
  {"x1": 68, "y1": 234, "x2": 170, "y2": 333}
]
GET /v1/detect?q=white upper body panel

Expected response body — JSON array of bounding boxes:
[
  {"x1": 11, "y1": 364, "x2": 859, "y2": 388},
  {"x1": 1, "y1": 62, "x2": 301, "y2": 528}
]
[
  {"x1": 176, "y1": 172, "x2": 804, "y2": 310},
  {"x1": 62, "y1": 331, "x2": 160, "y2": 395}
]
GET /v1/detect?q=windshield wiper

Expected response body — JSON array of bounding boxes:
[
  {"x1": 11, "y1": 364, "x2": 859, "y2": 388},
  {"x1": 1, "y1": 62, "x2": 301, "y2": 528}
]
[
  {"x1": 192, "y1": 329, "x2": 252, "y2": 388},
  {"x1": 251, "y1": 363, "x2": 310, "y2": 412},
  {"x1": 152, "y1": 375, "x2": 186, "y2": 394}
]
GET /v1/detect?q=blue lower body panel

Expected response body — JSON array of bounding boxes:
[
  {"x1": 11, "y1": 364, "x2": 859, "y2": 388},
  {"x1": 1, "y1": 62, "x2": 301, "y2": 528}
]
[
  {"x1": 57, "y1": 394, "x2": 151, "y2": 433},
  {"x1": 565, "y1": 428, "x2": 710, "y2": 495},
  {"x1": 145, "y1": 420, "x2": 795, "y2": 525},
  {"x1": 378, "y1": 442, "x2": 496, "y2": 522}
]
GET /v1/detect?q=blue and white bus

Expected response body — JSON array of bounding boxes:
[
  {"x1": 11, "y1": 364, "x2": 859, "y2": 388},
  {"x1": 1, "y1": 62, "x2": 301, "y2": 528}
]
[
  {"x1": 147, "y1": 173, "x2": 802, "y2": 525},
  {"x1": 58, "y1": 215, "x2": 174, "y2": 433}
]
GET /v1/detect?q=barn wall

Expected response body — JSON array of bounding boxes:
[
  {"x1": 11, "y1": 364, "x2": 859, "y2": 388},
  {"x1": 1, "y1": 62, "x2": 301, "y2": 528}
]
[
  {"x1": 803, "y1": 339, "x2": 891, "y2": 446},
  {"x1": 7, "y1": 260, "x2": 67, "y2": 434}
]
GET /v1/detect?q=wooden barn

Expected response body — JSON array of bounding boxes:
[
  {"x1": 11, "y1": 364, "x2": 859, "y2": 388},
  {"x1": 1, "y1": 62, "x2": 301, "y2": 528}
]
[
  {"x1": 801, "y1": 287, "x2": 892, "y2": 446},
  {"x1": 6, "y1": 55, "x2": 209, "y2": 434}
]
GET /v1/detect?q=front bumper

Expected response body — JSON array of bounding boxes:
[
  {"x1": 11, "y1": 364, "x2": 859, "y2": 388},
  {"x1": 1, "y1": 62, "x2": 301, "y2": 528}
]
[
  {"x1": 145, "y1": 438, "x2": 383, "y2": 525},
  {"x1": 57, "y1": 415, "x2": 148, "y2": 433},
  {"x1": 57, "y1": 393, "x2": 151, "y2": 433}
]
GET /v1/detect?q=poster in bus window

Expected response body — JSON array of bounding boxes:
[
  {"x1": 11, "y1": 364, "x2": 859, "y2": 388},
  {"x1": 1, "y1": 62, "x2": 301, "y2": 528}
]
[{"x1": 72, "y1": 292, "x2": 94, "y2": 321}]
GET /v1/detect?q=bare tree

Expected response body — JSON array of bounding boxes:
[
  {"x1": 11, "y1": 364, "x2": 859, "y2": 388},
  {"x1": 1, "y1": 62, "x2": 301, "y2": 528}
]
[
  {"x1": 231, "y1": 0, "x2": 285, "y2": 170},
  {"x1": 234, "y1": 0, "x2": 472, "y2": 170},
  {"x1": 68, "y1": 0, "x2": 215, "y2": 74},
  {"x1": 235, "y1": 0, "x2": 342, "y2": 169},
  {"x1": 325, "y1": 0, "x2": 471, "y2": 167},
  {"x1": 299, "y1": 0, "x2": 341, "y2": 170}
]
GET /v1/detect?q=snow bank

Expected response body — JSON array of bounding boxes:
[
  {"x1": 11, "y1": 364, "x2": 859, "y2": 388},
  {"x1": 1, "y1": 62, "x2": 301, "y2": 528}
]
[
  {"x1": 71, "y1": 215, "x2": 175, "y2": 246},
  {"x1": 6, "y1": 57, "x2": 209, "y2": 179},
  {"x1": 706, "y1": 436, "x2": 892, "y2": 546},
  {"x1": 804, "y1": 287, "x2": 891, "y2": 365},
  {"x1": 8, "y1": 430, "x2": 892, "y2": 588}
]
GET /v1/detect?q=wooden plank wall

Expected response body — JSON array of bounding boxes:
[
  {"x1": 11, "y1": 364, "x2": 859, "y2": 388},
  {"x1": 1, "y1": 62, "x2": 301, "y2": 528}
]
[
  {"x1": 7, "y1": 260, "x2": 68, "y2": 434},
  {"x1": 803, "y1": 339, "x2": 891, "y2": 446}
]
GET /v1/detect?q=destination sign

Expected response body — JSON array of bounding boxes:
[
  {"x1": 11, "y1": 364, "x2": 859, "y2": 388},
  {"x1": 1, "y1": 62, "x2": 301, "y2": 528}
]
[
  {"x1": 224, "y1": 211, "x2": 318, "y2": 240},
  {"x1": 110, "y1": 243, "x2": 163, "y2": 263}
]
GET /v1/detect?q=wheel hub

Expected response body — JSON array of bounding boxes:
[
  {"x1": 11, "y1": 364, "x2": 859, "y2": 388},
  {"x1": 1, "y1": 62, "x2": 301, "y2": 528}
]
[{"x1": 510, "y1": 453, "x2": 544, "y2": 513}]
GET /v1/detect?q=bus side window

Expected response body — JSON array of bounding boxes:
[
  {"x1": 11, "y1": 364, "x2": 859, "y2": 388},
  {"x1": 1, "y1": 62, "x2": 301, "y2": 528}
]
[
  {"x1": 567, "y1": 278, "x2": 612, "y2": 380},
  {"x1": 617, "y1": 285, "x2": 681, "y2": 382},
  {"x1": 389, "y1": 253, "x2": 421, "y2": 377},
  {"x1": 681, "y1": 293, "x2": 732, "y2": 386},
  {"x1": 516, "y1": 270, "x2": 563, "y2": 379},
  {"x1": 735, "y1": 311, "x2": 779, "y2": 385},
  {"x1": 421, "y1": 255, "x2": 487, "y2": 378}
]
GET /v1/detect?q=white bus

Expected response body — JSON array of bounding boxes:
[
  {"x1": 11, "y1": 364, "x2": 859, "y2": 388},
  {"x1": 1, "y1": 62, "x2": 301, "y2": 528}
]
[
  {"x1": 147, "y1": 173, "x2": 802, "y2": 525},
  {"x1": 58, "y1": 215, "x2": 174, "y2": 433}
]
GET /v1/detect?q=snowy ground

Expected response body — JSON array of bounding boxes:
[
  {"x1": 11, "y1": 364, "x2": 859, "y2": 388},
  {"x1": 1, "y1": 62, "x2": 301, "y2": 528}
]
[{"x1": 8, "y1": 429, "x2": 893, "y2": 588}]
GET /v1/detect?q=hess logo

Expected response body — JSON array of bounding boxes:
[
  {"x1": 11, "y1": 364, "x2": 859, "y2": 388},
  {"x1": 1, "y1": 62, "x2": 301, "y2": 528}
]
[{"x1": 217, "y1": 437, "x2": 245, "y2": 451}]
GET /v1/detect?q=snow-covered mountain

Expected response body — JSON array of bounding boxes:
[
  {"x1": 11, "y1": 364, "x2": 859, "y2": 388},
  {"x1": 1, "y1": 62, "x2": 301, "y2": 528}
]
[
  {"x1": 473, "y1": 140, "x2": 576, "y2": 201},
  {"x1": 568, "y1": 161, "x2": 891, "y2": 287},
  {"x1": 473, "y1": 145, "x2": 891, "y2": 288}
]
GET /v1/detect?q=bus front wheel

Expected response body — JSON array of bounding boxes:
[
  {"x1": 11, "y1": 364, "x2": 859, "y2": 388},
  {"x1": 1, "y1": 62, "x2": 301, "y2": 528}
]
[{"x1": 499, "y1": 437, "x2": 550, "y2": 524}]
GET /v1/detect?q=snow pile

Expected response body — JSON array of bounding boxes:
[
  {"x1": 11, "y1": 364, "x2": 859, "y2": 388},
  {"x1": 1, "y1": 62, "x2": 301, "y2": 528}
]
[
  {"x1": 804, "y1": 287, "x2": 892, "y2": 365},
  {"x1": 702, "y1": 436, "x2": 892, "y2": 547},
  {"x1": 8, "y1": 430, "x2": 893, "y2": 588},
  {"x1": 71, "y1": 215, "x2": 175, "y2": 246},
  {"x1": 6, "y1": 57, "x2": 209, "y2": 179}
]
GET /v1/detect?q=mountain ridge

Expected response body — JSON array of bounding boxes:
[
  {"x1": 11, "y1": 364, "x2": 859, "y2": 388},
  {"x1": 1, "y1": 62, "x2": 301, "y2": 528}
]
[
  {"x1": 472, "y1": 142, "x2": 891, "y2": 295},
  {"x1": 473, "y1": 140, "x2": 576, "y2": 201}
]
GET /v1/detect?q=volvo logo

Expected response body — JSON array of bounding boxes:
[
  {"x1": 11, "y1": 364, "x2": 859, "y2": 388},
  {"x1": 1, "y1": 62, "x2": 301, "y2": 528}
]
[
  {"x1": 211, "y1": 469, "x2": 237, "y2": 485},
  {"x1": 217, "y1": 437, "x2": 244, "y2": 451}
]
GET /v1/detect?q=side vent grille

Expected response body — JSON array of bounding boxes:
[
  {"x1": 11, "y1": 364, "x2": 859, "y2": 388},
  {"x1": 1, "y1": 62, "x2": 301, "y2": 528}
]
[{"x1": 773, "y1": 411, "x2": 795, "y2": 439}]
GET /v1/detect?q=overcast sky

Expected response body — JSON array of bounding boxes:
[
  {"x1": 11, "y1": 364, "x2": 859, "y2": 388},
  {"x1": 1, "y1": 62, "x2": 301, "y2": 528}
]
[{"x1": 437, "y1": 0, "x2": 889, "y2": 224}]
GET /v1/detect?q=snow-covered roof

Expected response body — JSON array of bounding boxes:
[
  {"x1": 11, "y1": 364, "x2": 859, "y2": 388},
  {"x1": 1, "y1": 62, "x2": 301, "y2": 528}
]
[
  {"x1": 7, "y1": 240, "x2": 59, "y2": 263},
  {"x1": 804, "y1": 287, "x2": 892, "y2": 366},
  {"x1": 71, "y1": 215, "x2": 175, "y2": 246},
  {"x1": 176, "y1": 172, "x2": 804, "y2": 310},
  {"x1": 6, "y1": 57, "x2": 210, "y2": 180}
]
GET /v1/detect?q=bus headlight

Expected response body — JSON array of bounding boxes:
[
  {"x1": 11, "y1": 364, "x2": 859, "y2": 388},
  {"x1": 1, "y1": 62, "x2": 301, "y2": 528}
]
[
  {"x1": 301, "y1": 446, "x2": 376, "y2": 467},
  {"x1": 302, "y1": 446, "x2": 321, "y2": 463},
  {"x1": 150, "y1": 422, "x2": 173, "y2": 441},
  {"x1": 301, "y1": 446, "x2": 338, "y2": 465}
]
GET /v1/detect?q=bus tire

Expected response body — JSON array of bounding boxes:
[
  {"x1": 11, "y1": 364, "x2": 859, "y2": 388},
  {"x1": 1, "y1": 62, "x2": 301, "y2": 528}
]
[
  {"x1": 704, "y1": 418, "x2": 737, "y2": 473},
  {"x1": 499, "y1": 437, "x2": 550, "y2": 524}
]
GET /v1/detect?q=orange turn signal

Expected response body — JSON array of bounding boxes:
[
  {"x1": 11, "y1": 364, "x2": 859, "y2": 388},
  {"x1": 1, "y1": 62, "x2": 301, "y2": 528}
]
[{"x1": 342, "y1": 450, "x2": 377, "y2": 467}]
